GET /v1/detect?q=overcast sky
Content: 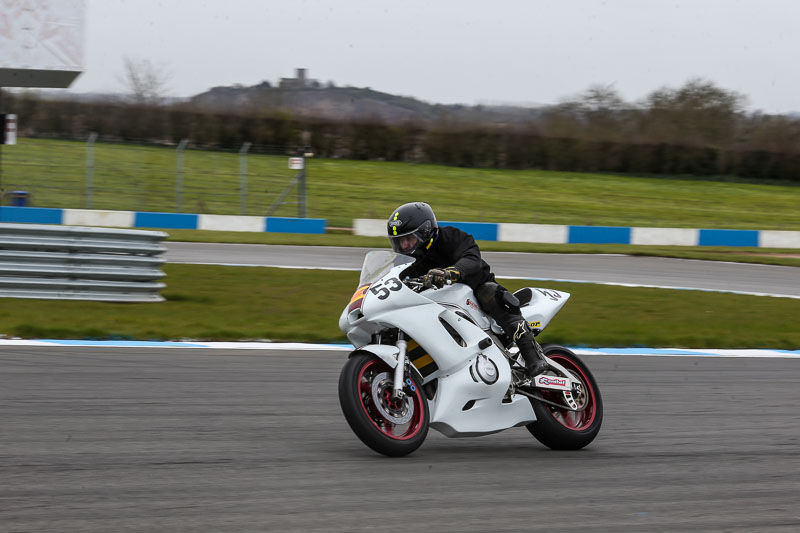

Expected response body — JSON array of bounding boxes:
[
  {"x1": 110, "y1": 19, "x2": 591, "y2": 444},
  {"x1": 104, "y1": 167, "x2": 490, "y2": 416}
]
[{"x1": 67, "y1": 0, "x2": 799, "y2": 113}]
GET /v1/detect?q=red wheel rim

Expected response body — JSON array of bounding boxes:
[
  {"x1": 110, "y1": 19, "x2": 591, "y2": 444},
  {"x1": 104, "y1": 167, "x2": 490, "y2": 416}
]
[
  {"x1": 357, "y1": 359, "x2": 425, "y2": 440},
  {"x1": 539, "y1": 353, "x2": 597, "y2": 431}
]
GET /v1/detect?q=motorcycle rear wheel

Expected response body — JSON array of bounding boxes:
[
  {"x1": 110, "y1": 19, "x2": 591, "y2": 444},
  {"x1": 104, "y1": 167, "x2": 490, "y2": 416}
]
[
  {"x1": 526, "y1": 344, "x2": 603, "y2": 450},
  {"x1": 338, "y1": 352, "x2": 429, "y2": 457}
]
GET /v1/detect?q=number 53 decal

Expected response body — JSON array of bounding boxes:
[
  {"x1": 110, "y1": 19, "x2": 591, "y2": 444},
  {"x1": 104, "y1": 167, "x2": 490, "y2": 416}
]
[{"x1": 370, "y1": 277, "x2": 403, "y2": 300}]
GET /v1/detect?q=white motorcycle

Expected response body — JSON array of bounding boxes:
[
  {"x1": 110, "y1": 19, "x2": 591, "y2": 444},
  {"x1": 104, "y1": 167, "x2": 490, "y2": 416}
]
[{"x1": 338, "y1": 250, "x2": 602, "y2": 457}]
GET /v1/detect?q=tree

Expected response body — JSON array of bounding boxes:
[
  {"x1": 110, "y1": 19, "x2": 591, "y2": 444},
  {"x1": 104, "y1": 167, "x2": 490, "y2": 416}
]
[
  {"x1": 120, "y1": 57, "x2": 172, "y2": 105},
  {"x1": 542, "y1": 84, "x2": 631, "y2": 141},
  {"x1": 639, "y1": 78, "x2": 747, "y2": 146}
]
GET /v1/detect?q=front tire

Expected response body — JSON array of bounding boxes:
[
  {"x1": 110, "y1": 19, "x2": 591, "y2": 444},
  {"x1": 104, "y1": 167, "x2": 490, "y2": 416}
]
[
  {"x1": 338, "y1": 352, "x2": 429, "y2": 457},
  {"x1": 526, "y1": 344, "x2": 603, "y2": 450}
]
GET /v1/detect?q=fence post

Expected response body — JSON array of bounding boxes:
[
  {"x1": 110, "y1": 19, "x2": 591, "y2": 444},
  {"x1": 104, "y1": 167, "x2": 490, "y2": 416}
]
[
  {"x1": 176, "y1": 139, "x2": 189, "y2": 212},
  {"x1": 239, "y1": 142, "x2": 251, "y2": 215},
  {"x1": 86, "y1": 132, "x2": 97, "y2": 209},
  {"x1": 299, "y1": 146, "x2": 312, "y2": 218}
]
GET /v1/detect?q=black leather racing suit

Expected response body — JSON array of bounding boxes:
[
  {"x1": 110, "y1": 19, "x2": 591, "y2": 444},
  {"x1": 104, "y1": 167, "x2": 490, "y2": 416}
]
[{"x1": 400, "y1": 226, "x2": 530, "y2": 349}]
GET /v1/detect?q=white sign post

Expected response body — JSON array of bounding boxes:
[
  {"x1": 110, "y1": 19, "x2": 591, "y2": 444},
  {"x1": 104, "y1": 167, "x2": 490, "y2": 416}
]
[
  {"x1": 288, "y1": 157, "x2": 304, "y2": 170},
  {"x1": 3, "y1": 114, "x2": 17, "y2": 145}
]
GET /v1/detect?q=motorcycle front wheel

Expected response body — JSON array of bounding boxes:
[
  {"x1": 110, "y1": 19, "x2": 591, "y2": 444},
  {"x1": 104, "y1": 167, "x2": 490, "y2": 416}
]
[
  {"x1": 338, "y1": 352, "x2": 429, "y2": 457},
  {"x1": 526, "y1": 344, "x2": 603, "y2": 450}
]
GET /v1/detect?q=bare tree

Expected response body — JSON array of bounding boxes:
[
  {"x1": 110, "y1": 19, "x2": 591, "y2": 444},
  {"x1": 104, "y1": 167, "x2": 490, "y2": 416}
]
[
  {"x1": 543, "y1": 84, "x2": 631, "y2": 141},
  {"x1": 120, "y1": 57, "x2": 172, "y2": 105}
]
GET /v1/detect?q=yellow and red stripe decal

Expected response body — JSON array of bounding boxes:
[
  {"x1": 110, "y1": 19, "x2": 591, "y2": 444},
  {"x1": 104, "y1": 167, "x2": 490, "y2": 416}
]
[
  {"x1": 348, "y1": 284, "x2": 370, "y2": 313},
  {"x1": 349, "y1": 284, "x2": 370, "y2": 305}
]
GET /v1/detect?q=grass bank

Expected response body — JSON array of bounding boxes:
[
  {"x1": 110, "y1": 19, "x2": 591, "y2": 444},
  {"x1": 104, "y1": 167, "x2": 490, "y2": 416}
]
[
  {"x1": 2, "y1": 264, "x2": 798, "y2": 349},
  {"x1": 6, "y1": 138, "x2": 800, "y2": 230}
]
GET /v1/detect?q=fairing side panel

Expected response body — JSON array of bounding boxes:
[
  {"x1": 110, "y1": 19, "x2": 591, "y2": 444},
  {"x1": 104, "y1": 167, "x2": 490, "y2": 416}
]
[
  {"x1": 366, "y1": 301, "x2": 485, "y2": 376},
  {"x1": 425, "y1": 284, "x2": 491, "y2": 330},
  {"x1": 429, "y1": 358, "x2": 536, "y2": 436}
]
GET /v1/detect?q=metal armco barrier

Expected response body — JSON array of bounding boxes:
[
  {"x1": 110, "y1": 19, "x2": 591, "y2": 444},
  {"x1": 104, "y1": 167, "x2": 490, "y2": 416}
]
[{"x1": 0, "y1": 223, "x2": 167, "y2": 302}]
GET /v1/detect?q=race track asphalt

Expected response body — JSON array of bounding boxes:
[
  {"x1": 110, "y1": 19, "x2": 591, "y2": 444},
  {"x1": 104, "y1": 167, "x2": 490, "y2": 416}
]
[
  {"x1": 2, "y1": 347, "x2": 799, "y2": 532},
  {"x1": 165, "y1": 242, "x2": 800, "y2": 297}
]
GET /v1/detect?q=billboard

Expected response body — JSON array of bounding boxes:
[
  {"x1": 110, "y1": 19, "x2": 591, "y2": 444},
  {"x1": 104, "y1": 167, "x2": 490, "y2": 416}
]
[{"x1": 0, "y1": 0, "x2": 85, "y2": 88}]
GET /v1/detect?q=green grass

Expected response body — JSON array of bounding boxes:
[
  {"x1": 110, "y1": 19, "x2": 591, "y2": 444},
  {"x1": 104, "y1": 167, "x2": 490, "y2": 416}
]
[
  {"x1": 5, "y1": 139, "x2": 797, "y2": 347},
  {"x1": 5, "y1": 137, "x2": 800, "y2": 230},
  {"x1": 1, "y1": 264, "x2": 798, "y2": 349}
]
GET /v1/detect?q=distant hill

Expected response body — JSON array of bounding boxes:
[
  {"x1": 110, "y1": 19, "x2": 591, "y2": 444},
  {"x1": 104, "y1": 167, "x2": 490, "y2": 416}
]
[
  {"x1": 188, "y1": 82, "x2": 547, "y2": 126},
  {"x1": 30, "y1": 75, "x2": 547, "y2": 126}
]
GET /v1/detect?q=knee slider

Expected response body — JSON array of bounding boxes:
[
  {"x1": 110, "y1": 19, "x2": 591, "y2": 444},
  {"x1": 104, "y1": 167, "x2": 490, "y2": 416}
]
[
  {"x1": 502, "y1": 291, "x2": 520, "y2": 309},
  {"x1": 476, "y1": 282, "x2": 500, "y2": 309}
]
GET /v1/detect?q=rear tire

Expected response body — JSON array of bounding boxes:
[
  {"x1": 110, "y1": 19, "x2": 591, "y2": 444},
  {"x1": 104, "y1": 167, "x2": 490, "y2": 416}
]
[
  {"x1": 526, "y1": 344, "x2": 603, "y2": 450},
  {"x1": 338, "y1": 352, "x2": 429, "y2": 457}
]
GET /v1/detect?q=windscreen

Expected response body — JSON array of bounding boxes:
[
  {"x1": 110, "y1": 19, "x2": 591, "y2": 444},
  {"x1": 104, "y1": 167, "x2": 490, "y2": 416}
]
[{"x1": 358, "y1": 250, "x2": 414, "y2": 285}]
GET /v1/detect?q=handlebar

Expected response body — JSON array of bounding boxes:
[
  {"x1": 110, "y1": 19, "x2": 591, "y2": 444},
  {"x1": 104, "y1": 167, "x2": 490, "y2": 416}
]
[
  {"x1": 402, "y1": 277, "x2": 452, "y2": 292},
  {"x1": 403, "y1": 277, "x2": 425, "y2": 292}
]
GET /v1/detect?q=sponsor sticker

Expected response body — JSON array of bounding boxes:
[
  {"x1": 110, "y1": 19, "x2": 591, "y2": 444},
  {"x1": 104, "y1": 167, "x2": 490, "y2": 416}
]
[
  {"x1": 529, "y1": 320, "x2": 542, "y2": 329},
  {"x1": 538, "y1": 376, "x2": 568, "y2": 387},
  {"x1": 466, "y1": 298, "x2": 481, "y2": 311}
]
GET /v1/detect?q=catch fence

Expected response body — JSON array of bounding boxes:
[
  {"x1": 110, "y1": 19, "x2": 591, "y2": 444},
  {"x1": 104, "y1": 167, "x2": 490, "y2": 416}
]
[{"x1": 0, "y1": 136, "x2": 308, "y2": 218}]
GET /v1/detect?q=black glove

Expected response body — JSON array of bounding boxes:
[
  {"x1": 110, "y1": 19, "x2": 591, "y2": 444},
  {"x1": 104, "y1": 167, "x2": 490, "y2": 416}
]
[{"x1": 422, "y1": 267, "x2": 461, "y2": 289}]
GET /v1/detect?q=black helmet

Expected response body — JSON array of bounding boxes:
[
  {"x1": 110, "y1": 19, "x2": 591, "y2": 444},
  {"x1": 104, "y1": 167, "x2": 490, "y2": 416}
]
[{"x1": 387, "y1": 202, "x2": 438, "y2": 257}]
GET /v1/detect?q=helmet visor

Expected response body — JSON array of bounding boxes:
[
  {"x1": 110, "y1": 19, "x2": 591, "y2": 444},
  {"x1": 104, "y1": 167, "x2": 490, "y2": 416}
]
[{"x1": 389, "y1": 232, "x2": 421, "y2": 255}]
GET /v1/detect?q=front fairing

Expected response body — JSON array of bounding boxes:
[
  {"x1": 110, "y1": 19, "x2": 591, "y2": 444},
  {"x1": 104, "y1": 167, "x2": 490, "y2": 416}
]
[
  {"x1": 339, "y1": 251, "x2": 417, "y2": 347},
  {"x1": 339, "y1": 261, "x2": 429, "y2": 347}
]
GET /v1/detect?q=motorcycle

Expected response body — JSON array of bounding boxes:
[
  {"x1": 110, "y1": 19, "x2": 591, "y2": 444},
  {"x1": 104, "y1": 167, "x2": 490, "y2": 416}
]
[{"x1": 338, "y1": 250, "x2": 602, "y2": 457}]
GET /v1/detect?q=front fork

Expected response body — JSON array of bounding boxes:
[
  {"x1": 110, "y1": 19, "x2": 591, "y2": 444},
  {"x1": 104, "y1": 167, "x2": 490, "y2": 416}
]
[{"x1": 391, "y1": 332, "x2": 408, "y2": 401}]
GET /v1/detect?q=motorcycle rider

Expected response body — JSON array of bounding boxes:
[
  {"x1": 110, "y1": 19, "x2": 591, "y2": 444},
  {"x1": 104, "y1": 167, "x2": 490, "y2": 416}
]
[{"x1": 387, "y1": 202, "x2": 548, "y2": 377}]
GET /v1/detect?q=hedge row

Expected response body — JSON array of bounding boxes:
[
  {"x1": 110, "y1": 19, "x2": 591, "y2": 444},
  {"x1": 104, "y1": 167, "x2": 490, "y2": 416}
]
[{"x1": 5, "y1": 94, "x2": 800, "y2": 182}]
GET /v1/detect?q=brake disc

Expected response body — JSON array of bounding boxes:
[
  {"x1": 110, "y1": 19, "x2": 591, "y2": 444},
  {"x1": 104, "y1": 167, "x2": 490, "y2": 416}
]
[{"x1": 371, "y1": 372, "x2": 414, "y2": 425}]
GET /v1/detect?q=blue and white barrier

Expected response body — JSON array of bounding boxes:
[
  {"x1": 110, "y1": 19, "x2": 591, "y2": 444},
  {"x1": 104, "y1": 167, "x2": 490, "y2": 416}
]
[
  {"x1": 354, "y1": 219, "x2": 800, "y2": 248},
  {"x1": 3, "y1": 207, "x2": 799, "y2": 247},
  {"x1": 0, "y1": 207, "x2": 326, "y2": 234}
]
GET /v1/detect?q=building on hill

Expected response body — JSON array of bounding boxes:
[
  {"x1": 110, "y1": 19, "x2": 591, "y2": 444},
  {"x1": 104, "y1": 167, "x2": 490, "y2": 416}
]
[{"x1": 279, "y1": 68, "x2": 317, "y2": 89}]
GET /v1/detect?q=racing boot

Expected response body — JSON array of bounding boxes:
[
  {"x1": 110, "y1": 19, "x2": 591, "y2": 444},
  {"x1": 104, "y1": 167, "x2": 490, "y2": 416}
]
[{"x1": 512, "y1": 321, "x2": 548, "y2": 377}]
